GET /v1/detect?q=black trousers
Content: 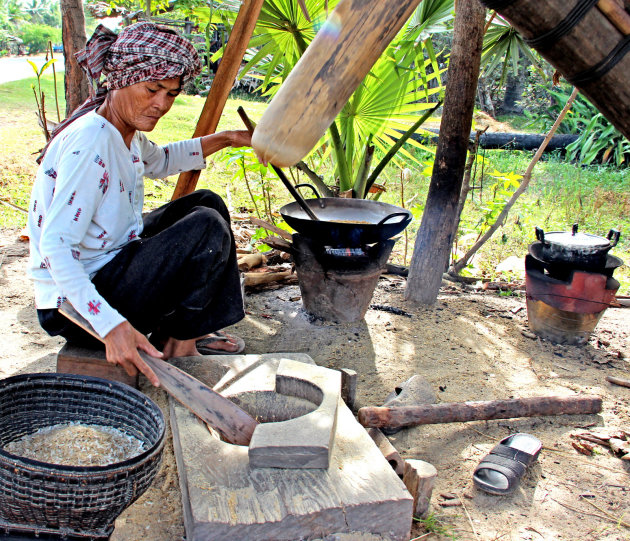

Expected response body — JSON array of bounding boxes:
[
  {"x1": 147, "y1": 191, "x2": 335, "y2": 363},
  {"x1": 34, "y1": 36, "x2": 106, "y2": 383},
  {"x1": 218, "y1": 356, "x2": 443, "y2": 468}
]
[{"x1": 38, "y1": 190, "x2": 245, "y2": 345}]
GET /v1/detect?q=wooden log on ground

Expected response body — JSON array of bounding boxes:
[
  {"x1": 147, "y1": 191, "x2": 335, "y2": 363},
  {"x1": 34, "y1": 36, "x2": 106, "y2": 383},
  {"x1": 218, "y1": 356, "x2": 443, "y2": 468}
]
[
  {"x1": 237, "y1": 252, "x2": 266, "y2": 271},
  {"x1": 357, "y1": 395, "x2": 603, "y2": 428},
  {"x1": 243, "y1": 269, "x2": 296, "y2": 287},
  {"x1": 479, "y1": 0, "x2": 630, "y2": 141},
  {"x1": 402, "y1": 459, "x2": 437, "y2": 519},
  {"x1": 606, "y1": 375, "x2": 630, "y2": 389},
  {"x1": 367, "y1": 428, "x2": 405, "y2": 478}
]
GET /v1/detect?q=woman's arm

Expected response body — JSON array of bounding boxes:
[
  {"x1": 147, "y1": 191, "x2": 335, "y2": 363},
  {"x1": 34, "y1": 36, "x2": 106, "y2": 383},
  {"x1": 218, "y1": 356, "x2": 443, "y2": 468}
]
[{"x1": 139, "y1": 130, "x2": 251, "y2": 179}]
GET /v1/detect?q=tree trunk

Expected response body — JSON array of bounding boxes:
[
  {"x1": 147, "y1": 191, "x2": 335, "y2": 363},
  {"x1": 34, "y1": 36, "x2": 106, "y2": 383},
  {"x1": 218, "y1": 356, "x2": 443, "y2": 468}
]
[
  {"x1": 404, "y1": 0, "x2": 486, "y2": 305},
  {"x1": 477, "y1": 76, "x2": 495, "y2": 116},
  {"x1": 61, "y1": 0, "x2": 89, "y2": 116},
  {"x1": 501, "y1": 68, "x2": 524, "y2": 113}
]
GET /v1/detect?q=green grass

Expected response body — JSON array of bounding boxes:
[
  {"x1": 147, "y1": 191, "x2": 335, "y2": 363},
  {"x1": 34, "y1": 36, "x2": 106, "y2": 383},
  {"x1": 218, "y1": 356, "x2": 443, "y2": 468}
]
[{"x1": 1, "y1": 75, "x2": 628, "y2": 293}]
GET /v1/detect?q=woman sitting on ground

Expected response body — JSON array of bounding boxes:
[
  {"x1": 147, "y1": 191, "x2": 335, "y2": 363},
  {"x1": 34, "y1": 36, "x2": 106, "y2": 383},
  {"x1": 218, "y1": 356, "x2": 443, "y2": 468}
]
[{"x1": 28, "y1": 22, "x2": 251, "y2": 386}]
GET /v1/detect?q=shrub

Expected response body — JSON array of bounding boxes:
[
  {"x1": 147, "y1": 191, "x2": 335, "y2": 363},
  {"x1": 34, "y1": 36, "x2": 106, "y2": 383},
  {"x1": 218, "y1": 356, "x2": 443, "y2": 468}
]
[{"x1": 18, "y1": 23, "x2": 60, "y2": 54}]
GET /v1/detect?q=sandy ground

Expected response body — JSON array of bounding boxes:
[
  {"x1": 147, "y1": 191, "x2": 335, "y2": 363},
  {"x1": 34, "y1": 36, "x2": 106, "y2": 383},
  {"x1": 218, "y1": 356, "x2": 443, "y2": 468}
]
[{"x1": 1, "y1": 227, "x2": 629, "y2": 541}]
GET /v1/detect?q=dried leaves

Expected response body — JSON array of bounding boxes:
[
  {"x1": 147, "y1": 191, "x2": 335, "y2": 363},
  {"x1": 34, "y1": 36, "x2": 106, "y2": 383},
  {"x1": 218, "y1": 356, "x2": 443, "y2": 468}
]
[{"x1": 571, "y1": 428, "x2": 630, "y2": 460}]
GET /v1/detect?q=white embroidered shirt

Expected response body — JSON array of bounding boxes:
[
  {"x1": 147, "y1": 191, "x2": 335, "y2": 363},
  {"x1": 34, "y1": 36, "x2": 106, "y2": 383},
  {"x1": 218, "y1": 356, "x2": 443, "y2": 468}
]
[{"x1": 27, "y1": 111, "x2": 206, "y2": 338}]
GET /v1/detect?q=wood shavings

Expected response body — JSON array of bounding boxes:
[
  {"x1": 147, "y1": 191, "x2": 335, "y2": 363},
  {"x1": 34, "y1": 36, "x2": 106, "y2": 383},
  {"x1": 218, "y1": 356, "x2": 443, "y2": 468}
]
[{"x1": 4, "y1": 423, "x2": 146, "y2": 466}]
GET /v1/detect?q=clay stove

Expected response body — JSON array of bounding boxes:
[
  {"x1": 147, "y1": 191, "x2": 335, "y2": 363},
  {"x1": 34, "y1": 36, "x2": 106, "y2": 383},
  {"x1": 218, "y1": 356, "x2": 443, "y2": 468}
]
[
  {"x1": 525, "y1": 227, "x2": 623, "y2": 345},
  {"x1": 292, "y1": 234, "x2": 395, "y2": 322}
]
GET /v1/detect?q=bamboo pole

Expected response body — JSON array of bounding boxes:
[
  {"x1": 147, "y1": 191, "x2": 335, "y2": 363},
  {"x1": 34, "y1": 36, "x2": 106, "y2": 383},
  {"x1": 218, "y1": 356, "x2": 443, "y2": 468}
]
[
  {"x1": 597, "y1": 0, "x2": 630, "y2": 34},
  {"x1": 171, "y1": 0, "x2": 265, "y2": 200}
]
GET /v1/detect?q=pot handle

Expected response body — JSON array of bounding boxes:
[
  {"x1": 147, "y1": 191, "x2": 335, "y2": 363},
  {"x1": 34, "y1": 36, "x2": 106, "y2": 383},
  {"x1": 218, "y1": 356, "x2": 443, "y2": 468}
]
[
  {"x1": 607, "y1": 229, "x2": 620, "y2": 247},
  {"x1": 572, "y1": 223, "x2": 579, "y2": 235},
  {"x1": 377, "y1": 212, "x2": 411, "y2": 226},
  {"x1": 535, "y1": 227, "x2": 546, "y2": 244},
  {"x1": 294, "y1": 183, "x2": 325, "y2": 208}
]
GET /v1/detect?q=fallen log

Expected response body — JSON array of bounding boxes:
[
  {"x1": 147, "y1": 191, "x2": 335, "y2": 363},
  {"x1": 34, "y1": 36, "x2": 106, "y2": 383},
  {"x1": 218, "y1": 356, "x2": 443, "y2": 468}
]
[
  {"x1": 357, "y1": 395, "x2": 602, "y2": 429},
  {"x1": 411, "y1": 130, "x2": 580, "y2": 153}
]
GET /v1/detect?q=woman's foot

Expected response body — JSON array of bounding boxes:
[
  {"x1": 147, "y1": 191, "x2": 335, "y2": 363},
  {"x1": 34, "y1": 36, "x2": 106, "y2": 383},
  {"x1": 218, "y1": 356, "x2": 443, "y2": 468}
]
[
  {"x1": 161, "y1": 337, "x2": 201, "y2": 359},
  {"x1": 196, "y1": 331, "x2": 245, "y2": 355}
]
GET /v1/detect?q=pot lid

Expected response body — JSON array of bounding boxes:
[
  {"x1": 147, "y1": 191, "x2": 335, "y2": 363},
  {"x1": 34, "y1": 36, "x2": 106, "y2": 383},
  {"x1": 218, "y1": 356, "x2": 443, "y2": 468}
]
[
  {"x1": 535, "y1": 224, "x2": 620, "y2": 251},
  {"x1": 543, "y1": 231, "x2": 611, "y2": 248}
]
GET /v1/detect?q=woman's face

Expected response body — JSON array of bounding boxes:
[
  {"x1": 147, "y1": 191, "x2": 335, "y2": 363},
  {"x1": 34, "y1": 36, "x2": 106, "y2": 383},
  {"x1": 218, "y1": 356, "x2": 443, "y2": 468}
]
[{"x1": 109, "y1": 77, "x2": 181, "y2": 132}]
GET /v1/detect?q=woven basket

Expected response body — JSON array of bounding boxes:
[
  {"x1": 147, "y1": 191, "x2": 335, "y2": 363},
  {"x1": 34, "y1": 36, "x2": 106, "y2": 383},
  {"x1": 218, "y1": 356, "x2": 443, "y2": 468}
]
[{"x1": 0, "y1": 373, "x2": 165, "y2": 540}]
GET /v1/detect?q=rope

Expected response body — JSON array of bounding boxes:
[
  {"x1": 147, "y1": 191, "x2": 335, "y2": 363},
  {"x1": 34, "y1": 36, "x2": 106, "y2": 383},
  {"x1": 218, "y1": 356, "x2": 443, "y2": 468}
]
[
  {"x1": 524, "y1": 0, "x2": 599, "y2": 51},
  {"x1": 568, "y1": 34, "x2": 630, "y2": 85}
]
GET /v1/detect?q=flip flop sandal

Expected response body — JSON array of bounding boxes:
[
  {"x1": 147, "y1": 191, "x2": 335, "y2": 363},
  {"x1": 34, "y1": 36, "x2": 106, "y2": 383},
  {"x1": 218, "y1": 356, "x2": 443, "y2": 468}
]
[
  {"x1": 196, "y1": 330, "x2": 245, "y2": 355},
  {"x1": 473, "y1": 433, "x2": 542, "y2": 495}
]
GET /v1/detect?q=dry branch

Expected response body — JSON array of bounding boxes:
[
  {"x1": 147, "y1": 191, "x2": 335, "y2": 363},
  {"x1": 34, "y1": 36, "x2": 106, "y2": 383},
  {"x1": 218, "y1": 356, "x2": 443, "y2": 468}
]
[
  {"x1": 451, "y1": 88, "x2": 579, "y2": 274},
  {"x1": 249, "y1": 217, "x2": 293, "y2": 241}
]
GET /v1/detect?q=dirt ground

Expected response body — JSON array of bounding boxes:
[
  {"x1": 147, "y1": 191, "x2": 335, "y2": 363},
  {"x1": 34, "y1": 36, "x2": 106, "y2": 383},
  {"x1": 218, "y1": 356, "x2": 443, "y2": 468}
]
[{"x1": 1, "y1": 227, "x2": 629, "y2": 541}]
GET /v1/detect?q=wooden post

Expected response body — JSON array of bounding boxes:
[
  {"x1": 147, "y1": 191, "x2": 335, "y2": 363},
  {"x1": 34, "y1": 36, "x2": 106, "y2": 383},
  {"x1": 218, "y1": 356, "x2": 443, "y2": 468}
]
[
  {"x1": 404, "y1": 0, "x2": 486, "y2": 305},
  {"x1": 171, "y1": 0, "x2": 265, "y2": 200}
]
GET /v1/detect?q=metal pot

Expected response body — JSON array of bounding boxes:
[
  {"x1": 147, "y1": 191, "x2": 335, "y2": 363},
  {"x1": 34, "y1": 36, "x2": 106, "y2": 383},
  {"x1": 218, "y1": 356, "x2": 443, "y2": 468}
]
[
  {"x1": 535, "y1": 224, "x2": 620, "y2": 267},
  {"x1": 280, "y1": 184, "x2": 412, "y2": 247}
]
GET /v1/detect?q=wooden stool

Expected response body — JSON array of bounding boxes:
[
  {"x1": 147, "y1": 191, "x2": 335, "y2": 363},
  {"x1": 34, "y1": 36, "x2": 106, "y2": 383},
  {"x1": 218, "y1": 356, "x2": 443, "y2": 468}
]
[{"x1": 56, "y1": 343, "x2": 139, "y2": 389}]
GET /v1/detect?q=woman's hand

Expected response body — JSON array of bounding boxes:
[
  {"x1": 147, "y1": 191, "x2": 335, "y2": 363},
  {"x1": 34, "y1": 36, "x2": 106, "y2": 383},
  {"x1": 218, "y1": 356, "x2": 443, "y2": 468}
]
[
  {"x1": 200, "y1": 130, "x2": 252, "y2": 158},
  {"x1": 228, "y1": 129, "x2": 252, "y2": 148},
  {"x1": 104, "y1": 321, "x2": 162, "y2": 386}
]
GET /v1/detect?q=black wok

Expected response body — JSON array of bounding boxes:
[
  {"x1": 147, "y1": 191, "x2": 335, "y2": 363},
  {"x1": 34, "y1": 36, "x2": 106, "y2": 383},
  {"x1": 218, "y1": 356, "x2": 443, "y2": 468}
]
[{"x1": 280, "y1": 190, "x2": 412, "y2": 246}]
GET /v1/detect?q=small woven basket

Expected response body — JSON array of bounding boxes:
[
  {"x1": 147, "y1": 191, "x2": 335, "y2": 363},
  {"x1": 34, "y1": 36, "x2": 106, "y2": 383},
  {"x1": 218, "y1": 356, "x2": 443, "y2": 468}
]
[{"x1": 0, "y1": 373, "x2": 165, "y2": 540}]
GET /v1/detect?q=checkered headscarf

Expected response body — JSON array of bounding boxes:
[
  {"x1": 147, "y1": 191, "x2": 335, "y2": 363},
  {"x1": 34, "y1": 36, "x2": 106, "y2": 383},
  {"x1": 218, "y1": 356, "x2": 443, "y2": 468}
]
[
  {"x1": 38, "y1": 22, "x2": 201, "y2": 162},
  {"x1": 77, "y1": 22, "x2": 201, "y2": 90}
]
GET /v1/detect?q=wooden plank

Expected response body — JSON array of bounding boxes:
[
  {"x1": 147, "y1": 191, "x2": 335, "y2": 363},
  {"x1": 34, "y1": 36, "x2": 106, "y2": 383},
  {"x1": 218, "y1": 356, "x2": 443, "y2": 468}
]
[
  {"x1": 170, "y1": 354, "x2": 413, "y2": 541},
  {"x1": 358, "y1": 395, "x2": 603, "y2": 428},
  {"x1": 57, "y1": 301, "x2": 259, "y2": 446},
  {"x1": 171, "y1": 0, "x2": 265, "y2": 200},
  {"x1": 57, "y1": 343, "x2": 138, "y2": 388}
]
